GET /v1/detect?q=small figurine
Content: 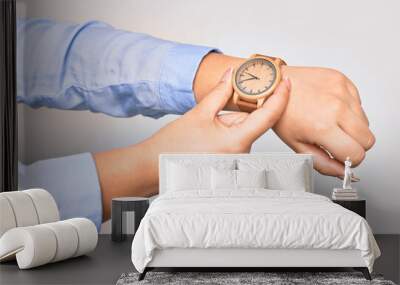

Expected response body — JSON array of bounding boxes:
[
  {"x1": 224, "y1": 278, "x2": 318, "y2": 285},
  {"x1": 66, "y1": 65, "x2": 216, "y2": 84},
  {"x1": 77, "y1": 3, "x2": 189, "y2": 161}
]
[
  {"x1": 332, "y1": 157, "x2": 360, "y2": 200},
  {"x1": 342, "y1": 157, "x2": 360, "y2": 189}
]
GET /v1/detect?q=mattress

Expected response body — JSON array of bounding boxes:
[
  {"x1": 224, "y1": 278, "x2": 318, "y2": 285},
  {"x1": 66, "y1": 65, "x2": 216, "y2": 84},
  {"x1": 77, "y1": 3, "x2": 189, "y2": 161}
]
[{"x1": 131, "y1": 189, "x2": 380, "y2": 273}]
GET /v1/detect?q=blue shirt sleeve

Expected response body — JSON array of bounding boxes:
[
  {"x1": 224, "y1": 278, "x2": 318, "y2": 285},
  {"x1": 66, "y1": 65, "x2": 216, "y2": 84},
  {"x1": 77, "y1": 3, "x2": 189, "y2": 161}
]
[
  {"x1": 17, "y1": 19, "x2": 219, "y2": 118},
  {"x1": 18, "y1": 154, "x2": 103, "y2": 231}
]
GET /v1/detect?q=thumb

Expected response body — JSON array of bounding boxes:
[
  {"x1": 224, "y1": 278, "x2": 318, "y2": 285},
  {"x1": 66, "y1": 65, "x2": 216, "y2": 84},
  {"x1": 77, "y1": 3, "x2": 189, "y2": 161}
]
[
  {"x1": 234, "y1": 78, "x2": 291, "y2": 141},
  {"x1": 196, "y1": 67, "x2": 234, "y2": 117}
]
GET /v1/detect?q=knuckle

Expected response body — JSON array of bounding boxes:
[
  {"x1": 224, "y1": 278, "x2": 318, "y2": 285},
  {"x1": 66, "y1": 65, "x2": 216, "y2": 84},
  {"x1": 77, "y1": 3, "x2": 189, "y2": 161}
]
[
  {"x1": 329, "y1": 99, "x2": 347, "y2": 116},
  {"x1": 337, "y1": 72, "x2": 348, "y2": 83},
  {"x1": 334, "y1": 84, "x2": 348, "y2": 96},
  {"x1": 348, "y1": 81, "x2": 360, "y2": 96},
  {"x1": 351, "y1": 149, "x2": 365, "y2": 166},
  {"x1": 327, "y1": 69, "x2": 350, "y2": 94},
  {"x1": 329, "y1": 68, "x2": 348, "y2": 82},
  {"x1": 365, "y1": 134, "x2": 376, "y2": 150},
  {"x1": 327, "y1": 96, "x2": 348, "y2": 118}
]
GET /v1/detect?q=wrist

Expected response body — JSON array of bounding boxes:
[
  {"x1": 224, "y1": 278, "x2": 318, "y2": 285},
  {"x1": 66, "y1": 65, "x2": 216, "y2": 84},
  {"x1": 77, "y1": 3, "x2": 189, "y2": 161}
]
[
  {"x1": 194, "y1": 53, "x2": 245, "y2": 109},
  {"x1": 94, "y1": 141, "x2": 158, "y2": 220}
]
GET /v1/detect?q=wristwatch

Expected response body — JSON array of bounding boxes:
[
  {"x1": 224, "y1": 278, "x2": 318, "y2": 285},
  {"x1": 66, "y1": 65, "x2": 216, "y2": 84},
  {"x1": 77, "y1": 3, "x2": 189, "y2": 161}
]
[{"x1": 232, "y1": 54, "x2": 286, "y2": 112}]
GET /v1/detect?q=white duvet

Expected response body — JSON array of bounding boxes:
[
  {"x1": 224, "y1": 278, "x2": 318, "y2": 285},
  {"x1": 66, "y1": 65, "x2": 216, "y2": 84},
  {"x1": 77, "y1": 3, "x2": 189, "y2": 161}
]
[{"x1": 131, "y1": 190, "x2": 380, "y2": 273}]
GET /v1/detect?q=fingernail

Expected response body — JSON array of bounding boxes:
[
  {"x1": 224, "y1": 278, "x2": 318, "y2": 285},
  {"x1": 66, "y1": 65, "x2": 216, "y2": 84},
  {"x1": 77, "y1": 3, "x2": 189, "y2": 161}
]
[
  {"x1": 221, "y1": 67, "x2": 233, "y2": 83},
  {"x1": 283, "y1": 77, "x2": 291, "y2": 91}
]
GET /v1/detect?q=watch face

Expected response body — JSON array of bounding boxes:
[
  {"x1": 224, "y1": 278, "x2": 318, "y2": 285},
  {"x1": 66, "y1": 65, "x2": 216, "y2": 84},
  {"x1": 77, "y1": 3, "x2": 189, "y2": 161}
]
[{"x1": 235, "y1": 58, "x2": 277, "y2": 96}]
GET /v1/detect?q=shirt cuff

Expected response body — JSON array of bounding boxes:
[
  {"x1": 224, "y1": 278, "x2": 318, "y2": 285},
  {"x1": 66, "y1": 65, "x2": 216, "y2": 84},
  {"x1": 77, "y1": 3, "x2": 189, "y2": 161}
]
[
  {"x1": 159, "y1": 43, "x2": 220, "y2": 115},
  {"x1": 18, "y1": 153, "x2": 102, "y2": 231}
]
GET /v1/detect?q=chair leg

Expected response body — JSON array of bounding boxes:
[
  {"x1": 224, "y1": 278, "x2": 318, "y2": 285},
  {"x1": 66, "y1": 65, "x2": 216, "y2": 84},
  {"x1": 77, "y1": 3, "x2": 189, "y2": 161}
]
[
  {"x1": 354, "y1": 267, "x2": 372, "y2": 280},
  {"x1": 138, "y1": 268, "x2": 147, "y2": 281}
]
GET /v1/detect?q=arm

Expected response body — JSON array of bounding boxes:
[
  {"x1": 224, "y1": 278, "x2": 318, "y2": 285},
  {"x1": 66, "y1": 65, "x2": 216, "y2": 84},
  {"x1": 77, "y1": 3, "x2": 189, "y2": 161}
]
[
  {"x1": 18, "y1": 154, "x2": 102, "y2": 230},
  {"x1": 17, "y1": 19, "x2": 217, "y2": 118}
]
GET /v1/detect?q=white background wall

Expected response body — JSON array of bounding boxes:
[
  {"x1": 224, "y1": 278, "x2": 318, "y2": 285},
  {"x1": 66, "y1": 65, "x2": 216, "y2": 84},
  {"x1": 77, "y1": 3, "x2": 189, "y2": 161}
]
[{"x1": 17, "y1": 0, "x2": 400, "y2": 234}]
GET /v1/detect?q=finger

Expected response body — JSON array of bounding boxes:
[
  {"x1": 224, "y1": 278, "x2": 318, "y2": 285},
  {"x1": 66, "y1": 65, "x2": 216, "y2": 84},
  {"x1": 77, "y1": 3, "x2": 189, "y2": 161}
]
[
  {"x1": 338, "y1": 109, "x2": 375, "y2": 150},
  {"x1": 345, "y1": 82, "x2": 370, "y2": 125},
  {"x1": 349, "y1": 102, "x2": 370, "y2": 126},
  {"x1": 196, "y1": 67, "x2": 234, "y2": 117},
  {"x1": 234, "y1": 78, "x2": 290, "y2": 141},
  {"x1": 293, "y1": 142, "x2": 344, "y2": 177},
  {"x1": 358, "y1": 107, "x2": 369, "y2": 126},
  {"x1": 218, "y1": 112, "x2": 248, "y2": 127},
  {"x1": 346, "y1": 80, "x2": 361, "y2": 104},
  {"x1": 316, "y1": 126, "x2": 366, "y2": 166}
]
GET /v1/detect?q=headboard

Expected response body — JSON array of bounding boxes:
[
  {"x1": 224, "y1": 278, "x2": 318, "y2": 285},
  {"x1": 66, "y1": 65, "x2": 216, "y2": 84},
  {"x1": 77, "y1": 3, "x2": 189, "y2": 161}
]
[{"x1": 159, "y1": 153, "x2": 314, "y2": 194}]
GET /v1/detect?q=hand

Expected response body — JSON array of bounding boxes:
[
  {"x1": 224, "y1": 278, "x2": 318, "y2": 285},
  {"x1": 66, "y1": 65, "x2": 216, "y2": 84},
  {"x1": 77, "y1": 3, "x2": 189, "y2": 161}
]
[
  {"x1": 274, "y1": 66, "x2": 375, "y2": 177},
  {"x1": 94, "y1": 68, "x2": 290, "y2": 220},
  {"x1": 146, "y1": 67, "x2": 290, "y2": 154}
]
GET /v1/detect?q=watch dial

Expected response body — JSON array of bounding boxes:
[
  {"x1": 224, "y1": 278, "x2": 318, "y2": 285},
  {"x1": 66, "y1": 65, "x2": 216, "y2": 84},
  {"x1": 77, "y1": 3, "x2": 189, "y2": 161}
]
[{"x1": 235, "y1": 58, "x2": 277, "y2": 96}]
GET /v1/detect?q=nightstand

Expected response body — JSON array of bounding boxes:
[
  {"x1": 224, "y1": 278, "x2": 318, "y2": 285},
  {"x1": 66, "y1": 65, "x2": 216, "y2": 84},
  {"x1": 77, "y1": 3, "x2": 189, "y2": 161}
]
[
  {"x1": 332, "y1": 199, "x2": 366, "y2": 219},
  {"x1": 111, "y1": 197, "x2": 149, "y2": 242}
]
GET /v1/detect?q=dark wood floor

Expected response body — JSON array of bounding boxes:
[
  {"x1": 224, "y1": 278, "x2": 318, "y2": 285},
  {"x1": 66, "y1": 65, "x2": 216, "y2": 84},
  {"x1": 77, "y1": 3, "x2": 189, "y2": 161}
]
[{"x1": 0, "y1": 235, "x2": 398, "y2": 285}]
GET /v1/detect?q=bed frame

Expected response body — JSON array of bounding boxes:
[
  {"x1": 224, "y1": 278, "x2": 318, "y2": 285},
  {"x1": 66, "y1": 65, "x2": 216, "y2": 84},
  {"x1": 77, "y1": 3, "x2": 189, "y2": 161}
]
[
  {"x1": 138, "y1": 153, "x2": 372, "y2": 281},
  {"x1": 140, "y1": 248, "x2": 371, "y2": 280}
]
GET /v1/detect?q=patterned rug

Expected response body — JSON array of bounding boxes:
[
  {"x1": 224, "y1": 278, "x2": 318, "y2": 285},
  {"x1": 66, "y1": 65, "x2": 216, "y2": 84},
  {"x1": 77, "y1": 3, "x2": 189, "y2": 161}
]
[{"x1": 117, "y1": 271, "x2": 396, "y2": 285}]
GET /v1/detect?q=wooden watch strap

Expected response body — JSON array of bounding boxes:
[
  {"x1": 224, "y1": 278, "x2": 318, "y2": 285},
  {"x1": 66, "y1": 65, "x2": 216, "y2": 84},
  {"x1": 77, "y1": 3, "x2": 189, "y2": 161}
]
[
  {"x1": 251, "y1": 54, "x2": 287, "y2": 66},
  {"x1": 236, "y1": 99, "x2": 258, "y2": 112}
]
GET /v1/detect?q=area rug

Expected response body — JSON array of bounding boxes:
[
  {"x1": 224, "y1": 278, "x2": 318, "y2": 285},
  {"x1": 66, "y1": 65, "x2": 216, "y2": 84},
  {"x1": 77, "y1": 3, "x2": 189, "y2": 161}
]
[{"x1": 116, "y1": 271, "x2": 396, "y2": 285}]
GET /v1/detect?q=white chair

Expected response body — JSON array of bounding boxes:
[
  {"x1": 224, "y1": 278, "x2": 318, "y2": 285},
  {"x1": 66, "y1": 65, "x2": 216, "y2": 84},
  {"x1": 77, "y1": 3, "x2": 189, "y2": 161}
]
[{"x1": 0, "y1": 189, "x2": 98, "y2": 269}]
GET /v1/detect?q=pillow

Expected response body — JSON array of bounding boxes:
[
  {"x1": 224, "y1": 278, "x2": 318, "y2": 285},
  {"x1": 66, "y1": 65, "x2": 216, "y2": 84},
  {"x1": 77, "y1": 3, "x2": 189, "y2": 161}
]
[
  {"x1": 211, "y1": 169, "x2": 268, "y2": 190},
  {"x1": 167, "y1": 163, "x2": 209, "y2": 191},
  {"x1": 166, "y1": 160, "x2": 236, "y2": 191},
  {"x1": 211, "y1": 168, "x2": 236, "y2": 190},
  {"x1": 266, "y1": 164, "x2": 306, "y2": 191},
  {"x1": 236, "y1": 169, "x2": 267, "y2": 189},
  {"x1": 237, "y1": 159, "x2": 308, "y2": 191}
]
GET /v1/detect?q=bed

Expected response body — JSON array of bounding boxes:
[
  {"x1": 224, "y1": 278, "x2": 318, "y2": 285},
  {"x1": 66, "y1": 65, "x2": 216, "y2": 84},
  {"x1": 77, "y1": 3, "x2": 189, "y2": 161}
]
[{"x1": 131, "y1": 153, "x2": 380, "y2": 280}]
